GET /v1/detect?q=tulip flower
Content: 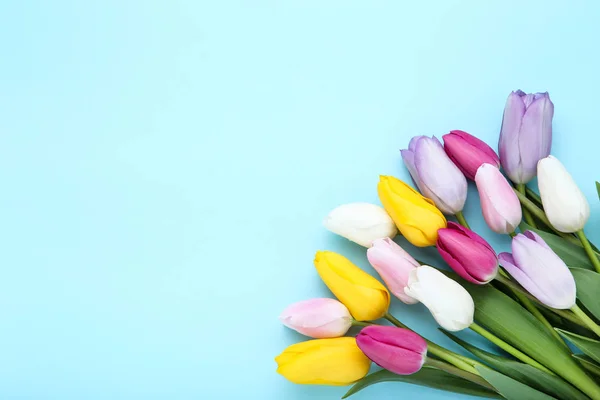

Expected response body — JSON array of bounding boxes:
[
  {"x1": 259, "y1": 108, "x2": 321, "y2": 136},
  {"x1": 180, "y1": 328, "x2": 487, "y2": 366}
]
[
  {"x1": 538, "y1": 156, "x2": 590, "y2": 233},
  {"x1": 401, "y1": 136, "x2": 467, "y2": 214},
  {"x1": 377, "y1": 175, "x2": 447, "y2": 247},
  {"x1": 437, "y1": 222, "x2": 498, "y2": 284},
  {"x1": 499, "y1": 231, "x2": 576, "y2": 309},
  {"x1": 367, "y1": 238, "x2": 419, "y2": 304},
  {"x1": 404, "y1": 265, "x2": 474, "y2": 331},
  {"x1": 475, "y1": 164, "x2": 522, "y2": 234},
  {"x1": 356, "y1": 326, "x2": 427, "y2": 375},
  {"x1": 498, "y1": 90, "x2": 554, "y2": 184},
  {"x1": 323, "y1": 202, "x2": 398, "y2": 247},
  {"x1": 442, "y1": 130, "x2": 500, "y2": 180},
  {"x1": 279, "y1": 298, "x2": 353, "y2": 338},
  {"x1": 314, "y1": 251, "x2": 390, "y2": 321},
  {"x1": 275, "y1": 337, "x2": 371, "y2": 385}
]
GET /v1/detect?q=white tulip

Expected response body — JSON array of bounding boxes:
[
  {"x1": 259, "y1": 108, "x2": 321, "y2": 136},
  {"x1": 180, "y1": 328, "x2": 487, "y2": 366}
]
[
  {"x1": 538, "y1": 156, "x2": 590, "y2": 233},
  {"x1": 404, "y1": 266, "x2": 474, "y2": 331},
  {"x1": 323, "y1": 203, "x2": 397, "y2": 247}
]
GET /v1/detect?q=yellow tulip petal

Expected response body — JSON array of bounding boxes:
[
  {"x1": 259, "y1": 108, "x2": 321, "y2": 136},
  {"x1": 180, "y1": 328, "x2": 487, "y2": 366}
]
[{"x1": 276, "y1": 338, "x2": 370, "y2": 385}]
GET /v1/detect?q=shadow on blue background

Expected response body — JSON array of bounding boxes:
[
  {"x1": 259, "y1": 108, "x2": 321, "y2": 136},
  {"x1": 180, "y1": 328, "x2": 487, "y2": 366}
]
[{"x1": 0, "y1": 1, "x2": 599, "y2": 399}]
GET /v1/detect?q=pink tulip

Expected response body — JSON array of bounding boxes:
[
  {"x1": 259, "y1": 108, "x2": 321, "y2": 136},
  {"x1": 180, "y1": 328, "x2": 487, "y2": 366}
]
[
  {"x1": 442, "y1": 130, "x2": 500, "y2": 180},
  {"x1": 357, "y1": 326, "x2": 427, "y2": 375},
  {"x1": 367, "y1": 238, "x2": 419, "y2": 304},
  {"x1": 475, "y1": 164, "x2": 522, "y2": 234},
  {"x1": 437, "y1": 222, "x2": 498, "y2": 284},
  {"x1": 279, "y1": 298, "x2": 352, "y2": 338}
]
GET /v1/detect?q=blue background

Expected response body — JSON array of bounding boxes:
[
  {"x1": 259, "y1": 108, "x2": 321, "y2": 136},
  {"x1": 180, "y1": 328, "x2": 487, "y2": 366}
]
[{"x1": 1, "y1": 1, "x2": 599, "y2": 399}]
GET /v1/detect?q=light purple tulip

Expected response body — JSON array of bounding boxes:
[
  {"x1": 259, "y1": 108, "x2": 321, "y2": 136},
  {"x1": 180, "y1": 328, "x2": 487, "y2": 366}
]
[
  {"x1": 401, "y1": 136, "x2": 467, "y2": 215},
  {"x1": 442, "y1": 130, "x2": 500, "y2": 180},
  {"x1": 367, "y1": 238, "x2": 419, "y2": 304},
  {"x1": 437, "y1": 222, "x2": 498, "y2": 284},
  {"x1": 475, "y1": 164, "x2": 522, "y2": 234},
  {"x1": 499, "y1": 231, "x2": 576, "y2": 309},
  {"x1": 498, "y1": 90, "x2": 554, "y2": 184},
  {"x1": 279, "y1": 298, "x2": 352, "y2": 338},
  {"x1": 357, "y1": 325, "x2": 427, "y2": 375}
]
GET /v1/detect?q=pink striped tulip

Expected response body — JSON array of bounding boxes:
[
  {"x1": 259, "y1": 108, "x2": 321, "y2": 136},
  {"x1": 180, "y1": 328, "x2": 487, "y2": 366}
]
[
  {"x1": 367, "y1": 238, "x2": 420, "y2": 304},
  {"x1": 279, "y1": 298, "x2": 352, "y2": 338},
  {"x1": 475, "y1": 164, "x2": 522, "y2": 234},
  {"x1": 437, "y1": 222, "x2": 498, "y2": 284},
  {"x1": 356, "y1": 326, "x2": 427, "y2": 375},
  {"x1": 442, "y1": 130, "x2": 500, "y2": 180},
  {"x1": 499, "y1": 231, "x2": 576, "y2": 309}
]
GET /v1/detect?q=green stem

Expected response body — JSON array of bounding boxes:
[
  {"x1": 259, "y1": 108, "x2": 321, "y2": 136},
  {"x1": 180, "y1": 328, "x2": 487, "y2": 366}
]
[
  {"x1": 525, "y1": 186, "x2": 543, "y2": 206},
  {"x1": 508, "y1": 231, "x2": 517, "y2": 238},
  {"x1": 351, "y1": 320, "x2": 372, "y2": 327},
  {"x1": 455, "y1": 211, "x2": 470, "y2": 229},
  {"x1": 576, "y1": 230, "x2": 600, "y2": 274},
  {"x1": 517, "y1": 184, "x2": 537, "y2": 228},
  {"x1": 384, "y1": 313, "x2": 480, "y2": 375},
  {"x1": 495, "y1": 273, "x2": 586, "y2": 327},
  {"x1": 470, "y1": 322, "x2": 554, "y2": 375},
  {"x1": 572, "y1": 305, "x2": 600, "y2": 338},
  {"x1": 425, "y1": 358, "x2": 496, "y2": 392},
  {"x1": 498, "y1": 269, "x2": 568, "y2": 348}
]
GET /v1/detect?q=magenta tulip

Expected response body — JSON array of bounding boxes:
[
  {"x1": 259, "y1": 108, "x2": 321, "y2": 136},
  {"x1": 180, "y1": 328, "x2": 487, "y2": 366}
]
[
  {"x1": 437, "y1": 222, "x2": 498, "y2": 284},
  {"x1": 475, "y1": 164, "x2": 522, "y2": 234},
  {"x1": 442, "y1": 130, "x2": 500, "y2": 180},
  {"x1": 279, "y1": 298, "x2": 352, "y2": 338},
  {"x1": 367, "y1": 238, "x2": 419, "y2": 304},
  {"x1": 356, "y1": 326, "x2": 427, "y2": 375},
  {"x1": 499, "y1": 231, "x2": 576, "y2": 309}
]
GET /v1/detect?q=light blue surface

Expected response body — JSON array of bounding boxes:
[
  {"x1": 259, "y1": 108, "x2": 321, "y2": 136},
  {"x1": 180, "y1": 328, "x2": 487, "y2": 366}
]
[{"x1": 1, "y1": 1, "x2": 600, "y2": 399}]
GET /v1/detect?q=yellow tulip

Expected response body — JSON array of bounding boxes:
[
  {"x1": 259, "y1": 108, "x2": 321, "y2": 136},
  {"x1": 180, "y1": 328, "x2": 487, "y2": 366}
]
[
  {"x1": 377, "y1": 175, "x2": 447, "y2": 247},
  {"x1": 275, "y1": 337, "x2": 371, "y2": 385},
  {"x1": 314, "y1": 251, "x2": 390, "y2": 321}
]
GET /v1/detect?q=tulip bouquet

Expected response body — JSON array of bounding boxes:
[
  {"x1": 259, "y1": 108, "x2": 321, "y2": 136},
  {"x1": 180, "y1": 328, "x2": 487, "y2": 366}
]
[{"x1": 275, "y1": 90, "x2": 600, "y2": 400}]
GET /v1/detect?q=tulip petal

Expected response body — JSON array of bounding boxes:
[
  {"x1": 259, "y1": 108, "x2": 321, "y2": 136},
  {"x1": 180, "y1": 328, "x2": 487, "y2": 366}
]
[
  {"x1": 499, "y1": 91, "x2": 527, "y2": 183},
  {"x1": 475, "y1": 164, "x2": 522, "y2": 234},
  {"x1": 518, "y1": 94, "x2": 553, "y2": 181},
  {"x1": 357, "y1": 335, "x2": 424, "y2": 375},
  {"x1": 498, "y1": 252, "x2": 556, "y2": 307},
  {"x1": 279, "y1": 298, "x2": 352, "y2": 338},
  {"x1": 443, "y1": 130, "x2": 500, "y2": 180}
]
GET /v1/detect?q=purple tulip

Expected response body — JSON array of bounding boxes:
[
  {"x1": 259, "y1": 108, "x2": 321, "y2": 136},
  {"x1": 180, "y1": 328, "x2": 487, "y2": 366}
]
[
  {"x1": 442, "y1": 130, "x2": 500, "y2": 180},
  {"x1": 401, "y1": 136, "x2": 467, "y2": 215},
  {"x1": 356, "y1": 326, "x2": 427, "y2": 375},
  {"x1": 498, "y1": 90, "x2": 554, "y2": 184},
  {"x1": 437, "y1": 222, "x2": 498, "y2": 284},
  {"x1": 499, "y1": 231, "x2": 576, "y2": 309}
]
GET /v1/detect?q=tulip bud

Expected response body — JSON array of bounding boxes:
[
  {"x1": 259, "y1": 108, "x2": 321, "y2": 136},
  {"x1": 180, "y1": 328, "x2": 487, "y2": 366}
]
[
  {"x1": 377, "y1": 175, "x2": 447, "y2": 247},
  {"x1": 323, "y1": 203, "x2": 398, "y2": 247},
  {"x1": 474, "y1": 164, "x2": 522, "y2": 234},
  {"x1": 279, "y1": 298, "x2": 353, "y2": 338},
  {"x1": 499, "y1": 231, "x2": 576, "y2": 309},
  {"x1": 367, "y1": 238, "x2": 420, "y2": 304},
  {"x1": 498, "y1": 90, "x2": 554, "y2": 184},
  {"x1": 537, "y1": 156, "x2": 590, "y2": 233},
  {"x1": 404, "y1": 266, "x2": 474, "y2": 331},
  {"x1": 442, "y1": 130, "x2": 500, "y2": 180},
  {"x1": 401, "y1": 136, "x2": 467, "y2": 214},
  {"x1": 356, "y1": 326, "x2": 427, "y2": 375},
  {"x1": 314, "y1": 251, "x2": 390, "y2": 321},
  {"x1": 437, "y1": 222, "x2": 498, "y2": 284},
  {"x1": 275, "y1": 337, "x2": 371, "y2": 385}
]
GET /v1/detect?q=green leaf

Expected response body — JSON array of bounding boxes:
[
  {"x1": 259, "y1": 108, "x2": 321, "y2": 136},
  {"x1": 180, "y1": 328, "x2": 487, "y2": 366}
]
[
  {"x1": 441, "y1": 331, "x2": 588, "y2": 400},
  {"x1": 570, "y1": 268, "x2": 600, "y2": 320},
  {"x1": 596, "y1": 181, "x2": 600, "y2": 200},
  {"x1": 476, "y1": 366, "x2": 556, "y2": 400},
  {"x1": 453, "y1": 277, "x2": 599, "y2": 398},
  {"x1": 520, "y1": 223, "x2": 594, "y2": 270},
  {"x1": 558, "y1": 329, "x2": 600, "y2": 364},
  {"x1": 573, "y1": 354, "x2": 600, "y2": 377},
  {"x1": 342, "y1": 367, "x2": 500, "y2": 399}
]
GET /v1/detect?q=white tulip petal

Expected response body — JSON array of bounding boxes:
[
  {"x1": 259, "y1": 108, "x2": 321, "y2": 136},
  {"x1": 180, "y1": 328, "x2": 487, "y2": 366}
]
[{"x1": 323, "y1": 203, "x2": 398, "y2": 247}]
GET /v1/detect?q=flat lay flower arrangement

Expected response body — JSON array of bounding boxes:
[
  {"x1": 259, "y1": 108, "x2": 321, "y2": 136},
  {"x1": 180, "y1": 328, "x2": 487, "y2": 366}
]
[{"x1": 275, "y1": 90, "x2": 600, "y2": 400}]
